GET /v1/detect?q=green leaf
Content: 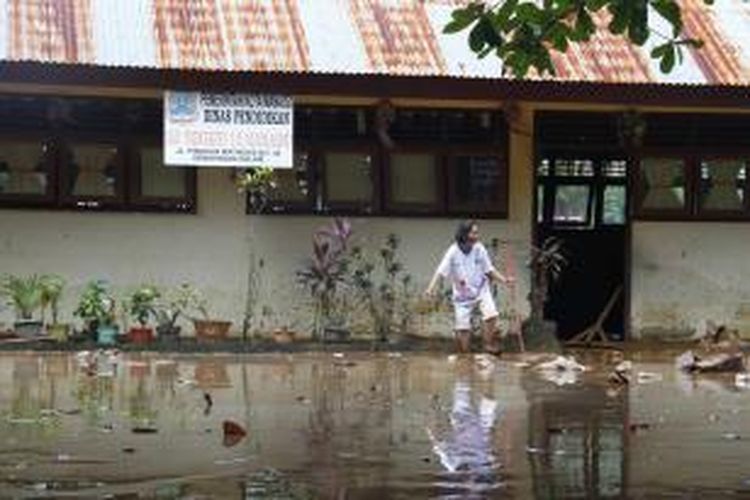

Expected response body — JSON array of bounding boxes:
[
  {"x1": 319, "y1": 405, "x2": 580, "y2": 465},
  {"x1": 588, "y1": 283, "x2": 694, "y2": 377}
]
[
  {"x1": 516, "y1": 2, "x2": 545, "y2": 24},
  {"x1": 494, "y1": 0, "x2": 520, "y2": 30},
  {"x1": 628, "y1": 0, "x2": 649, "y2": 45},
  {"x1": 659, "y1": 44, "x2": 676, "y2": 73},
  {"x1": 651, "y1": 0, "x2": 682, "y2": 37},
  {"x1": 443, "y1": 6, "x2": 482, "y2": 34}
]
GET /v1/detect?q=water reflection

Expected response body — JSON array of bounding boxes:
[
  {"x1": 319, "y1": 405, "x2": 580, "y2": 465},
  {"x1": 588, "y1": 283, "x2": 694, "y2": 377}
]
[
  {"x1": 1, "y1": 352, "x2": 750, "y2": 497},
  {"x1": 522, "y1": 372, "x2": 626, "y2": 499},
  {"x1": 427, "y1": 359, "x2": 502, "y2": 498}
]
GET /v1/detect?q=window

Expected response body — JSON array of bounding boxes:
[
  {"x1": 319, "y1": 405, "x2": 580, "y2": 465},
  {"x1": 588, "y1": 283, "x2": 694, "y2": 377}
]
[
  {"x1": 387, "y1": 153, "x2": 439, "y2": 210},
  {"x1": 554, "y1": 185, "x2": 591, "y2": 224},
  {"x1": 602, "y1": 185, "x2": 627, "y2": 225},
  {"x1": 131, "y1": 145, "x2": 196, "y2": 211},
  {"x1": 700, "y1": 159, "x2": 746, "y2": 213},
  {"x1": 635, "y1": 156, "x2": 750, "y2": 220},
  {"x1": 323, "y1": 152, "x2": 374, "y2": 210},
  {"x1": 638, "y1": 158, "x2": 686, "y2": 212},
  {"x1": 0, "y1": 95, "x2": 196, "y2": 213},
  {"x1": 267, "y1": 152, "x2": 311, "y2": 212},
  {"x1": 0, "y1": 139, "x2": 51, "y2": 198},
  {"x1": 448, "y1": 155, "x2": 507, "y2": 215},
  {"x1": 266, "y1": 107, "x2": 508, "y2": 217},
  {"x1": 63, "y1": 142, "x2": 122, "y2": 204}
]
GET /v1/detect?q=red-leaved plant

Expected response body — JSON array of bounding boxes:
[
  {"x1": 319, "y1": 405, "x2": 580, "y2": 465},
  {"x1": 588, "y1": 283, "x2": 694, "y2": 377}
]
[{"x1": 297, "y1": 218, "x2": 353, "y2": 338}]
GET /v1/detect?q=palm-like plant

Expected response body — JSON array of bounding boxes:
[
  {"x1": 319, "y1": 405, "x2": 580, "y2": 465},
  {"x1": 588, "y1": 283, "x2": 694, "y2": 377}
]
[
  {"x1": 528, "y1": 237, "x2": 567, "y2": 322},
  {"x1": 40, "y1": 274, "x2": 65, "y2": 325},
  {"x1": 1, "y1": 274, "x2": 43, "y2": 321}
]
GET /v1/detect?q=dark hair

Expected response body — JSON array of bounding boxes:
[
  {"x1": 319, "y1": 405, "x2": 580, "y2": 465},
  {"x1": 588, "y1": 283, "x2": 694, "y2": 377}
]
[{"x1": 455, "y1": 220, "x2": 477, "y2": 254}]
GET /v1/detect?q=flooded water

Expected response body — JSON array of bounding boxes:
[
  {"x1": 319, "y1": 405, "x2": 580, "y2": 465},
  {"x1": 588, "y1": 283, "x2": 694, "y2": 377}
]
[{"x1": 1, "y1": 349, "x2": 749, "y2": 498}]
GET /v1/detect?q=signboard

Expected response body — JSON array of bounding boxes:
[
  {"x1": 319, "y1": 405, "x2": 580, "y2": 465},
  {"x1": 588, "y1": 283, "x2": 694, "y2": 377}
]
[{"x1": 164, "y1": 91, "x2": 293, "y2": 168}]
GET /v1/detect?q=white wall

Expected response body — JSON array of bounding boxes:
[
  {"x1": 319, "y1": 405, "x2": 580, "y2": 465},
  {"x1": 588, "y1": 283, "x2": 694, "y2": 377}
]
[
  {"x1": 631, "y1": 222, "x2": 750, "y2": 339},
  {"x1": 0, "y1": 109, "x2": 534, "y2": 338}
]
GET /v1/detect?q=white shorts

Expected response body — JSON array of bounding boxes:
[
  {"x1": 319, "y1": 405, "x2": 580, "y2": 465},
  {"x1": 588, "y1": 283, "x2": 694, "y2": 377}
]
[{"x1": 453, "y1": 289, "x2": 499, "y2": 331}]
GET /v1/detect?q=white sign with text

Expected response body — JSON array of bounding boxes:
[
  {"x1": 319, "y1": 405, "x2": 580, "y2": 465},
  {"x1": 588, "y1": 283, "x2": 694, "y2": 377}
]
[{"x1": 164, "y1": 91, "x2": 293, "y2": 168}]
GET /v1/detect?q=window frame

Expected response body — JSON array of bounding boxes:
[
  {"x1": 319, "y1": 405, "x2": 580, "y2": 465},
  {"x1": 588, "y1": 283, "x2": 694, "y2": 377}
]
[
  {"x1": 695, "y1": 155, "x2": 749, "y2": 221},
  {"x1": 129, "y1": 139, "x2": 197, "y2": 213},
  {"x1": 319, "y1": 145, "x2": 381, "y2": 216},
  {"x1": 57, "y1": 133, "x2": 127, "y2": 210},
  {"x1": 444, "y1": 146, "x2": 509, "y2": 218},
  {"x1": 0, "y1": 132, "x2": 58, "y2": 207},
  {"x1": 257, "y1": 106, "x2": 509, "y2": 219},
  {"x1": 383, "y1": 147, "x2": 445, "y2": 214},
  {"x1": 633, "y1": 153, "x2": 694, "y2": 220},
  {"x1": 634, "y1": 149, "x2": 750, "y2": 221}
]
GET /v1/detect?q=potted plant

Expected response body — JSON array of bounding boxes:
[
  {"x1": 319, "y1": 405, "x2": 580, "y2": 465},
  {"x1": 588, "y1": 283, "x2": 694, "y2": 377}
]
[
  {"x1": 74, "y1": 280, "x2": 118, "y2": 345},
  {"x1": 153, "y1": 284, "x2": 190, "y2": 341},
  {"x1": 297, "y1": 218, "x2": 353, "y2": 341},
  {"x1": 180, "y1": 284, "x2": 232, "y2": 341},
  {"x1": 1, "y1": 274, "x2": 44, "y2": 338},
  {"x1": 40, "y1": 274, "x2": 69, "y2": 342},
  {"x1": 522, "y1": 237, "x2": 567, "y2": 350},
  {"x1": 128, "y1": 285, "x2": 160, "y2": 344}
]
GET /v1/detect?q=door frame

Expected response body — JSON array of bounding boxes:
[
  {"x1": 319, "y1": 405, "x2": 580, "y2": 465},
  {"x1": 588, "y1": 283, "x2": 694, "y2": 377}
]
[{"x1": 531, "y1": 149, "x2": 634, "y2": 341}]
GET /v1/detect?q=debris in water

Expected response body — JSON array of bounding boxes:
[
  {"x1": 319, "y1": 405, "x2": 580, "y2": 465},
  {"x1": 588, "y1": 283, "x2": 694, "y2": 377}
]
[
  {"x1": 636, "y1": 372, "x2": 663, "y2": 384},
  {"x1": 447, "y1": 354, "x2": 457, "y2": 364},
  {"x1": 536, "y1": 356, "x2": 587, "y2": 373},
  {"x1": 526, "y1": 446, "x2": 545, "y2": 454},
  {"x1": 679, "y1": 351, "x2": 745, "y2": 373},
  {"x1": 536, "y1": 356, "x2": 586, "y2": 386},
  {"x1": 723, "y1": 433, "x2": 742, "y2": 441},
  {"x1": 203, "y1": 393, "x2": 213, "y2": 416},
  {"x1": 131, "y1": 427, "x2": 158, "y2": 434},
  {"x1": 629, "y1": 423, "x2": 651, "y2": 433},
  {"x1": 333, "y1": 352, "x2": 345, "y2": 359},
  {"x1": 735, "y1": 373, "x2": 750, "y2": 389},
  {"x1": 122, "y1": 447, "x2": 135, "y2": 454},
  {"x1": 222, "y1": 420, "x2": 247, "y2": 447}
]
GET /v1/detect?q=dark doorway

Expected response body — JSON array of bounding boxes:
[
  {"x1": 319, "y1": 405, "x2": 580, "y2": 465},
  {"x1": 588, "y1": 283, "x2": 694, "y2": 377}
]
[{"x1": 535, "y1": 113, "x2": 630, "y2": 342}]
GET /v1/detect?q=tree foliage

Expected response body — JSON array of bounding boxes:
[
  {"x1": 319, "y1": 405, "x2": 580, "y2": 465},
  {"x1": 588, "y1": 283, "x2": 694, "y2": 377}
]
[{"x1": 446, "y1": 0, "x2": 714, "y2": 78}]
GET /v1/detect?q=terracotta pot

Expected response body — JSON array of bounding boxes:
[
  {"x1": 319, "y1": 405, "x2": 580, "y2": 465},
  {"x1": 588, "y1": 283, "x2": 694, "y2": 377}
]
[
  {"x1": 193, "y1": 320, "x2": 232, "y2": 341},
  {"x1": 128, "y1": 327, "x2": 155, "y2": 344},
  {"x1": 273, "y1": 328, "x2": 296, "y2": 344}
]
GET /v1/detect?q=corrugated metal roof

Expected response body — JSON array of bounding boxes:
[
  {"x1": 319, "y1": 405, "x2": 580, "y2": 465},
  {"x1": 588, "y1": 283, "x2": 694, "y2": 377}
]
[{"x1": 0, "y1": 0, "x2": 749, "y2": 86}]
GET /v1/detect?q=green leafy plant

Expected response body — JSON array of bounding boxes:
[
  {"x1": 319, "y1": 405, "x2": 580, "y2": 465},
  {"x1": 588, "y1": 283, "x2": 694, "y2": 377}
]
[
  {"x1": 447, "y1": 0, "x2": 713, "y2": 78},
  {"x1": 40, "y1": 274, "x2": 66, "y2": 325},
  {"x1": 236, "y1": 167, "x2": 277, "y2": 214},
  {"x1": 129, "y1": 285, "x2": 160, "y2": 328},
  {"x1": 351, "y1": 234, "x2": 414, "y2": 342},
  {"x1": 1, "y1": 274, "x2": 43, "y2": 321},
  {"x1": 528, "y1": 237, "x2": 567, "y2": 324},
  {"x1": 297, "y1": 218, "x2": 353, "y2": 339},
  {"x1": 74, "y1": 280, "x2": 116, "y2": 332},
  {"x1": 170, "y1": 283, "x2": 210, "y2": 321}
]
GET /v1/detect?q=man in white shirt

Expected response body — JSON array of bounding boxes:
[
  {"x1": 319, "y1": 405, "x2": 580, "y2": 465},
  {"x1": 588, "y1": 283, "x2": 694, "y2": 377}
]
[{"x1": 425, "y1": 221, "x2": 513, "y2": 354}]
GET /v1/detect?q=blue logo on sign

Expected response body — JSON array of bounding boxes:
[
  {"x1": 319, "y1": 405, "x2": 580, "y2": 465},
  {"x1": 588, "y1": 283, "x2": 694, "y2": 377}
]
[{"x1": 168, "y1": 93, "x2": 198, "y2": 122}]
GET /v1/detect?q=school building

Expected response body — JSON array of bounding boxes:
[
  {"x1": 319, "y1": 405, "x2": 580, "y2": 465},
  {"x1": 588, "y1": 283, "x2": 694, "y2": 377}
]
[{"x1": 1, "y1": 0, "x2": 750, "y2": 341}]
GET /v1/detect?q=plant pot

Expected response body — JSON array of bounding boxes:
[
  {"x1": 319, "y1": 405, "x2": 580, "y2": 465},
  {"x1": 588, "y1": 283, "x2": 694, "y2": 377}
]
[
  {"x1": 193, "y1": 320, "x2": 232, "y2": 341},
  {"x1": 14, "y1": 320, "x2": 44, "y2": 339},
  {"x1": 273, "y1": 328, "x2": 296, "y2": 344},
  {"x1": 97, "y1": 325, "x2": 119, "y2": 346},
  {"x1": 128, "y1": 327, "x2": 155, "y2": 344},
  {"x1": 47, "y1": 323, "x2": 71, "y2": 342},
  {"x1": 323, "y1": 326, "x2": 351, "y2": 343},
  {"x1": 156, "y1": 324, "x2": 181, "y2": 341}
]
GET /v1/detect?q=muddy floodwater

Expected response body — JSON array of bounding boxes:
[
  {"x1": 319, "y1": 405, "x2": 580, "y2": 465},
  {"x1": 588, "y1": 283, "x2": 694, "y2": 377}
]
[{"x1": 1, "y1": 350, "x2": 750, "y2": 498}]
